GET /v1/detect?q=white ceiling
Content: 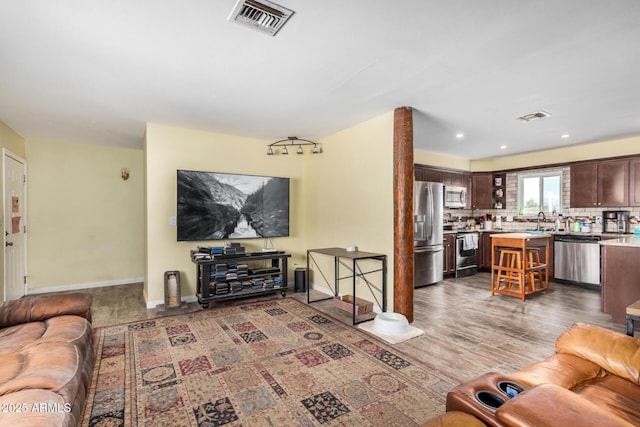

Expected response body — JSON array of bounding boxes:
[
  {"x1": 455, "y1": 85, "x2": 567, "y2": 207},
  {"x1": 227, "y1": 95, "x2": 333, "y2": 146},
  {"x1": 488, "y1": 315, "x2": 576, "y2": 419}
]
[{"x1": 1, "y1": 1, "x2": 640, "y2": 160}]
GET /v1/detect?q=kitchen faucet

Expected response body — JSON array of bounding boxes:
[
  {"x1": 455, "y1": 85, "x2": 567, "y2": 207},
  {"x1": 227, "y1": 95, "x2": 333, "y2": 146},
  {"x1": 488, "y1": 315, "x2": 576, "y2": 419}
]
[{"x1": 537, "y1": 211, "x2": 546, "y2": 231}]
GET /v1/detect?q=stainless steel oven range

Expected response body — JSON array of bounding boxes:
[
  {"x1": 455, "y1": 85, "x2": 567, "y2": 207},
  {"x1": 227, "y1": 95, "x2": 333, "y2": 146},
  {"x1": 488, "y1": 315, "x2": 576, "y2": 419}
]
[{"x1": 455, "y1": 231, "x2": 478, "y2": 277}]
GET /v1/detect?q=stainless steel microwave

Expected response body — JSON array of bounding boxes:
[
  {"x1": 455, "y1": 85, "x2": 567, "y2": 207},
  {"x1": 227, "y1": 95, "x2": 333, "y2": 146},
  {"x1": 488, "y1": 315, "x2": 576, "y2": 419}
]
[{"x1": 444, "y1": 186, "x2": 466, "y2": 208}]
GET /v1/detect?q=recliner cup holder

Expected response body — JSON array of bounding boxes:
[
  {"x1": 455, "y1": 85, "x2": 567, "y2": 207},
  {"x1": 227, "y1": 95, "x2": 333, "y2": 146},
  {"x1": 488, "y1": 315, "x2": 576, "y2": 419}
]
[
  {"x1": 474, "y1": 391, "x2": 505, "y2": 410},
  {"x1": 497, "y1": 381, "x2": 525, "y2": 398}
]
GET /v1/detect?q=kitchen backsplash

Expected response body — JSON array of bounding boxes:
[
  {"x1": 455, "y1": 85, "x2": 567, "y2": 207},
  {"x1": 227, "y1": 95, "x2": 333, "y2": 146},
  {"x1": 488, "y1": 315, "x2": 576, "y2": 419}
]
[{"x1": 444, "y1": 167, "x2": 639, "y2": 232}]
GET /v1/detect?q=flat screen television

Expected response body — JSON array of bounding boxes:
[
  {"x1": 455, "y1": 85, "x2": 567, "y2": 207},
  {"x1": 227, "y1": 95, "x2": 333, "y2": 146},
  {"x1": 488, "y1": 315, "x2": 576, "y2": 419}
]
[{"x1": 177, "y1": 170, "x2": 290, "y2": 241}]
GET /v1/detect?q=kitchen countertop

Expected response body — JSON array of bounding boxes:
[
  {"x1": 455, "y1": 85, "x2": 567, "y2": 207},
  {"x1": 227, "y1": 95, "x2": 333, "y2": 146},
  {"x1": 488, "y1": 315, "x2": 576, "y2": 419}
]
[
  {"x1": 599, "y1": 235, "x2": 640, "y2": 247},
  {"x1": 444, "y1": 228, "x2": 632, "y2": 238}
]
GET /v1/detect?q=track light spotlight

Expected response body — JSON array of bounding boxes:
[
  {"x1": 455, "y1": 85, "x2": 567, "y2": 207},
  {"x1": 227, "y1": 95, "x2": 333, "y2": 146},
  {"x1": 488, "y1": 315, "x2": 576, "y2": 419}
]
[{"x1": 266, "y1": 137, "x2": 320, "y2": 156}]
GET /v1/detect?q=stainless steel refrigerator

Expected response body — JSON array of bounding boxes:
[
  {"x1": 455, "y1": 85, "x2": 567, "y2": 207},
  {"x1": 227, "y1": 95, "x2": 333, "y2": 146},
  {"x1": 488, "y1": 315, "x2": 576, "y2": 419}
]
[{"x1": 414, "y1": 181, "x2": 444, "y2": 287}]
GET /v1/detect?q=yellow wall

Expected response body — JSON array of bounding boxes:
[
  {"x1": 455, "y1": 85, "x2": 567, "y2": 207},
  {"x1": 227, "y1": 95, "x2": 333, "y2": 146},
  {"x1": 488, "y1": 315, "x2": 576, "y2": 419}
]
[
  {"x1": 414, "y1": 149, "x2": 470, "y2": 171},
  {"x1": 26, "y1": 139, "x2": 144, "y2": 290},
  {"x1": 0, "y1": 121, "x2": 26, "y2": 299},
  {"x1": 415, "y1": 136, "x2": 640, "y2": 173},
  {"x1": 304, "y1": 112, "x2": 395, "y2": 308},
  {"x1": 0, "y1": 121, "x2": 26, "y2": 159},
  {"x1": 144, "y1": 124, "x2": 306, "y2": 307},
  {"x1": 471, "y1": 135, "x2": 640, "y2": 171}
]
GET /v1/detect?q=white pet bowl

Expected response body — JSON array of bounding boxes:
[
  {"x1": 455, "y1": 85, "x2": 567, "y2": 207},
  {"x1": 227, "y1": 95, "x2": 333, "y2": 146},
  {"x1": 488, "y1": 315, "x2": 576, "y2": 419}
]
[{"x1": 372, "y1": 312, "x2": 409, "y2": 335}]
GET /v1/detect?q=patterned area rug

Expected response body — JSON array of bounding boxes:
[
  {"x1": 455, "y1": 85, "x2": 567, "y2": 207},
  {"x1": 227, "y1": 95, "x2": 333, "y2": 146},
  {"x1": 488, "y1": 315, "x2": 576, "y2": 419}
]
[{"x1": 82, "y1": 298, "x2": 449, "y2": 426}]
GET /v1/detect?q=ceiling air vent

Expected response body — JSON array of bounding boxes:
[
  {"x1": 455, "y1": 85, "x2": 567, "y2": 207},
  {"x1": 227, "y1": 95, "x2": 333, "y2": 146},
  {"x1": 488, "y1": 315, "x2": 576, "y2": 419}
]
[
  {"x1": 228, "y1": 0, "x2": 294, "y2": 36},
  {"x1": 516, "y1": 110, "x2": 552, "y2": 122}
]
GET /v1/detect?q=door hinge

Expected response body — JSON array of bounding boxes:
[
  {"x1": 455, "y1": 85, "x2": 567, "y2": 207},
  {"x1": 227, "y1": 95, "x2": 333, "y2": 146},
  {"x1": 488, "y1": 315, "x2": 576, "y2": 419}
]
[
  {"x1": 23, "y1": 225, "x2": 26, "y2": 233},
  {"x1": 24, "y1": 276, "x2": 27, "y2": 285},
  {"x1": 23, "y1": 174, "x2": 26, "y2": 183}
]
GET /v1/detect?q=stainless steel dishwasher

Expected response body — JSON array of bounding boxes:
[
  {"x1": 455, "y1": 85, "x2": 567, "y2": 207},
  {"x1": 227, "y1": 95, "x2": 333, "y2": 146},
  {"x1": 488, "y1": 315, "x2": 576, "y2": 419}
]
[{"x1": 554, "y1": 234, "x2": 601, "y2": 287}]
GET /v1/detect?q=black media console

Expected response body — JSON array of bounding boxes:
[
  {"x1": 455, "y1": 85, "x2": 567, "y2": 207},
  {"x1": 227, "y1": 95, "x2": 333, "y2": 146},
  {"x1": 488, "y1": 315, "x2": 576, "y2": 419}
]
[{"x1": 191, "y1": 250, "x2": 291, "y2": 308}]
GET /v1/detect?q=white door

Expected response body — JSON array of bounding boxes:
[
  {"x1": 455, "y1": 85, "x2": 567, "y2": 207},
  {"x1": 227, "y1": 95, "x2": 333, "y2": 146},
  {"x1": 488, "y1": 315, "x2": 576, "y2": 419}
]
[{"x1": 3, "y1": 150, "x2": 26, "y2": 301}]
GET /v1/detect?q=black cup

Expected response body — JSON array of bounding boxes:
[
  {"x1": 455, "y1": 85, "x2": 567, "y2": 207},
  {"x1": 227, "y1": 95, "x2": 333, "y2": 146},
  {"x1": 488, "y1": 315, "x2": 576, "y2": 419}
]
[{"x1": 475, "y1": 391, "x2": 506, "y2": 410}]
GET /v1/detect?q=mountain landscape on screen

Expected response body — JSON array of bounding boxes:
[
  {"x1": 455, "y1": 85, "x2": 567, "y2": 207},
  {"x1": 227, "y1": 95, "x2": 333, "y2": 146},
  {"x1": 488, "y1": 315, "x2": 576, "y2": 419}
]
[{"x1": 177, "y1": 170, "x2": 289, "y2": 241}]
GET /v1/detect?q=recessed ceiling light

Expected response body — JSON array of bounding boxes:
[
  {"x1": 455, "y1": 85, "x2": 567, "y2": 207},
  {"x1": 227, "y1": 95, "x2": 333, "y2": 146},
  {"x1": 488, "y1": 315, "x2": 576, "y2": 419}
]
[
  {"x1": 455, "y1": 133, "x2": 464, "y2": 139},
  {"x1": 500, "y1": 145, "x2": 507, "y2": 150},
  {"x1": 561, "y1": 133, "x2": 571, "y2": 139}
]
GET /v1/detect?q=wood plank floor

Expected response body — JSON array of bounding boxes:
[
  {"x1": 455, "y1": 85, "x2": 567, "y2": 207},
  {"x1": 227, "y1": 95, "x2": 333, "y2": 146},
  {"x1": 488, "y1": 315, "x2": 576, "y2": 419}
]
[{"x1": 87, "y1": 272, "x2": 625, "y2": 388}]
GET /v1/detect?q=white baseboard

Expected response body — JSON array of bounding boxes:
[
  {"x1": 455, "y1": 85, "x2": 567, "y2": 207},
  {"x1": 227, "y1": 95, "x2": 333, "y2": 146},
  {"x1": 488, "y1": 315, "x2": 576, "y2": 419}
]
[
  {"x1": 310, "y1": 283, "x2": 335, "y2": 296},
  {"x1": 28, "y1": 277, "x2": 145, "y2": 295}
]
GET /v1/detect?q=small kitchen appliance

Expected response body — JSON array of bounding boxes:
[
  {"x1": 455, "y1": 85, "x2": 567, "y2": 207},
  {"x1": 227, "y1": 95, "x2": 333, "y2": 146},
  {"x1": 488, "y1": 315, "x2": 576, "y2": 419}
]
[{"x1": 603, "y1": 210, "x2": 630, "y2": 234}]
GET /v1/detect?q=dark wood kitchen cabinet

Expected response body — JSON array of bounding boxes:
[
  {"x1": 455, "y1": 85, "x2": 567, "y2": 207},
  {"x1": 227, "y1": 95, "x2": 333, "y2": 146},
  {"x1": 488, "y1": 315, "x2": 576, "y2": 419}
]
[
  {"x1": 415, "y1": 167, "x2": 442, "y2": 183},
  {"x1": 415, "y1": 165, "x2": 472, "y2": 208},
  {"x1": 601, "y1": 244, "x2": 640, "y2": 324},
  {"x1": 570, "y1": 162, "x2": 597, "y2": 207},
  {"x1": 570, "y1": 159, "x2": 629, "y2": 207},
  {"x1": 598, "y1": 159, "x2": 629, "y2": 207},
  {"x1": 443, "y1": 233, "x2": 456, "y2": 275},
  {"x1": 442, "y1": 171, "x2": 467, "y2": 187},
  {"x1": 472, "y1": 173, "x2": 493, "y2": 209},
  {"x1": 478, "y1": 232, "x2": 493, "y2": 269},
  {"x1": 629, "y1": 157, "x2": 640, "y2": 206}
]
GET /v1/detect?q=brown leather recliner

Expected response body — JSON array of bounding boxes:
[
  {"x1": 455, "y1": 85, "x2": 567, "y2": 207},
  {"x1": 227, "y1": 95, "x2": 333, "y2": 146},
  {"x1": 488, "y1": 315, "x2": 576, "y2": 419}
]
[
  {"x1": 0, "y1": 293, "x2": 94, "y2": 427},
  {"x1": 439, "y1": 323, "x2": 640, "y2": 426}
]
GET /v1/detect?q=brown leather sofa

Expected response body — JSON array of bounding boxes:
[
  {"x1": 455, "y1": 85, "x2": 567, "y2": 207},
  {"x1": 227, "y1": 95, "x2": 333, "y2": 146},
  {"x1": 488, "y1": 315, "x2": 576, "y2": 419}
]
[
  {"x1": 425, "y1": 323, "x2": 640, "y2": 426},
  {"x1": 0, "y1": 293, "x2": 94, "y2": 427}
]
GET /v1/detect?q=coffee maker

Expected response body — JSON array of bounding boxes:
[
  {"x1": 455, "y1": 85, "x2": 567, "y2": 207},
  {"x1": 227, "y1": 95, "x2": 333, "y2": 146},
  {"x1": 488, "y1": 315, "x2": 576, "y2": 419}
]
[{"x1": 603, "y1": 210, "x2": 630, "y2": 233}]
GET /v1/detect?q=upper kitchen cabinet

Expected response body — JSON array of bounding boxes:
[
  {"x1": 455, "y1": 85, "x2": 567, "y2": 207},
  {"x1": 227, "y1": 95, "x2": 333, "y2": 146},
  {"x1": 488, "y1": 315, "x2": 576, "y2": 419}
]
[
  {"x1": 414, "y1": 165, "x2": 472, "y2": 208},
  {"x1": 599, "y1": 159, "x2": 630, "y2": 206},
  {"x1": 629, "y1": 158, "x2": 640, "y2": 206},
  {"x1": 415, "y1": 166, "x2": 442, "y2": 183},
  {"x1": 570, "y1": 159, "x2": 629, "y2": 207},
  {"x1": 570, "y1": 163, "x2": 597, "y2": 207},
  {"x1": 472, "y1": 172, "x2": 493, "y2": 209},
  {"x1": 442, "y1": 171, "x2": 467, "y2": 187}
]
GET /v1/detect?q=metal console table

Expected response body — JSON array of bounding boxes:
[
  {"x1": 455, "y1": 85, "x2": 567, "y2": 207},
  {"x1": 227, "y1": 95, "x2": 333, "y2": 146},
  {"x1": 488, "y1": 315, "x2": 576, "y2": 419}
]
[{"x1": 306, "y1": 247, "x2": 387, "y2": 325}]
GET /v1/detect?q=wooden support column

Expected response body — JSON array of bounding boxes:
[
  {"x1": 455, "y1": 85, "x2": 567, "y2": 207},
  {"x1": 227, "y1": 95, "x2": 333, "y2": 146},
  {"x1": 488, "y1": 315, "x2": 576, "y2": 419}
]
[{"x1": 393, "y1": 106, "x2": 414, "y2": 322}]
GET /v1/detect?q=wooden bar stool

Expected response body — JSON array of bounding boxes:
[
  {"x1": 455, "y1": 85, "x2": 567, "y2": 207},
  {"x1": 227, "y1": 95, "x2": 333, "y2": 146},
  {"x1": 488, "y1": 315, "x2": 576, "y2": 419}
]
[
  {"x1": 493, "y1": 248, "x2": 524, "y2": 298},
  {"x1": 626, "y1": 300, "x2": 640, "y2": 336},
  {"x1": 525, "y1": 248, "x2": 544, "y2": 292}
]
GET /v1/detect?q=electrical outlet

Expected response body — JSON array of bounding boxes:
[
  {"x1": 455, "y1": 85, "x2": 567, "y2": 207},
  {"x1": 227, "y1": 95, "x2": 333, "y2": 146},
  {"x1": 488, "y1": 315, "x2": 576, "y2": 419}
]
[
  {"x1": 169, "y1": 216, "x2": 176, "y2": 226},
  {"x1": 596, "y1": 216, "x2": 602, "y2": 225}
]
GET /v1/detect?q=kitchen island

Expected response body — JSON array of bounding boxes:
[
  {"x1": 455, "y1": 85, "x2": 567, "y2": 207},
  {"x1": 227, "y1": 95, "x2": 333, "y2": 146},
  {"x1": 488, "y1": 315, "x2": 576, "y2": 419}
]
[
  {"x1": 600, "y1": 235, "x2": 640, "y2": 324},
  {"x1": 490, "y1": 232, "x2": 551, "y2": 301}
]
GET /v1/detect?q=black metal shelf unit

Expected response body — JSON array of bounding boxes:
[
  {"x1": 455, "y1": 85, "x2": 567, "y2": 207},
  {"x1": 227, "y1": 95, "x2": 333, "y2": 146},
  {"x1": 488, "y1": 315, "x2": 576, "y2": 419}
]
[{"x1": 192, "y1": 251, "x2": 291, "y2": 308}]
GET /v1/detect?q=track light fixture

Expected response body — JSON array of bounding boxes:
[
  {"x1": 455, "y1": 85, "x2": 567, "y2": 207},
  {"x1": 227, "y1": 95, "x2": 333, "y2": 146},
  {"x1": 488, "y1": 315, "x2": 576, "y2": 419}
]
[{"x1": 266, "y1": 136, "x2": 320, "y2": 155}]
